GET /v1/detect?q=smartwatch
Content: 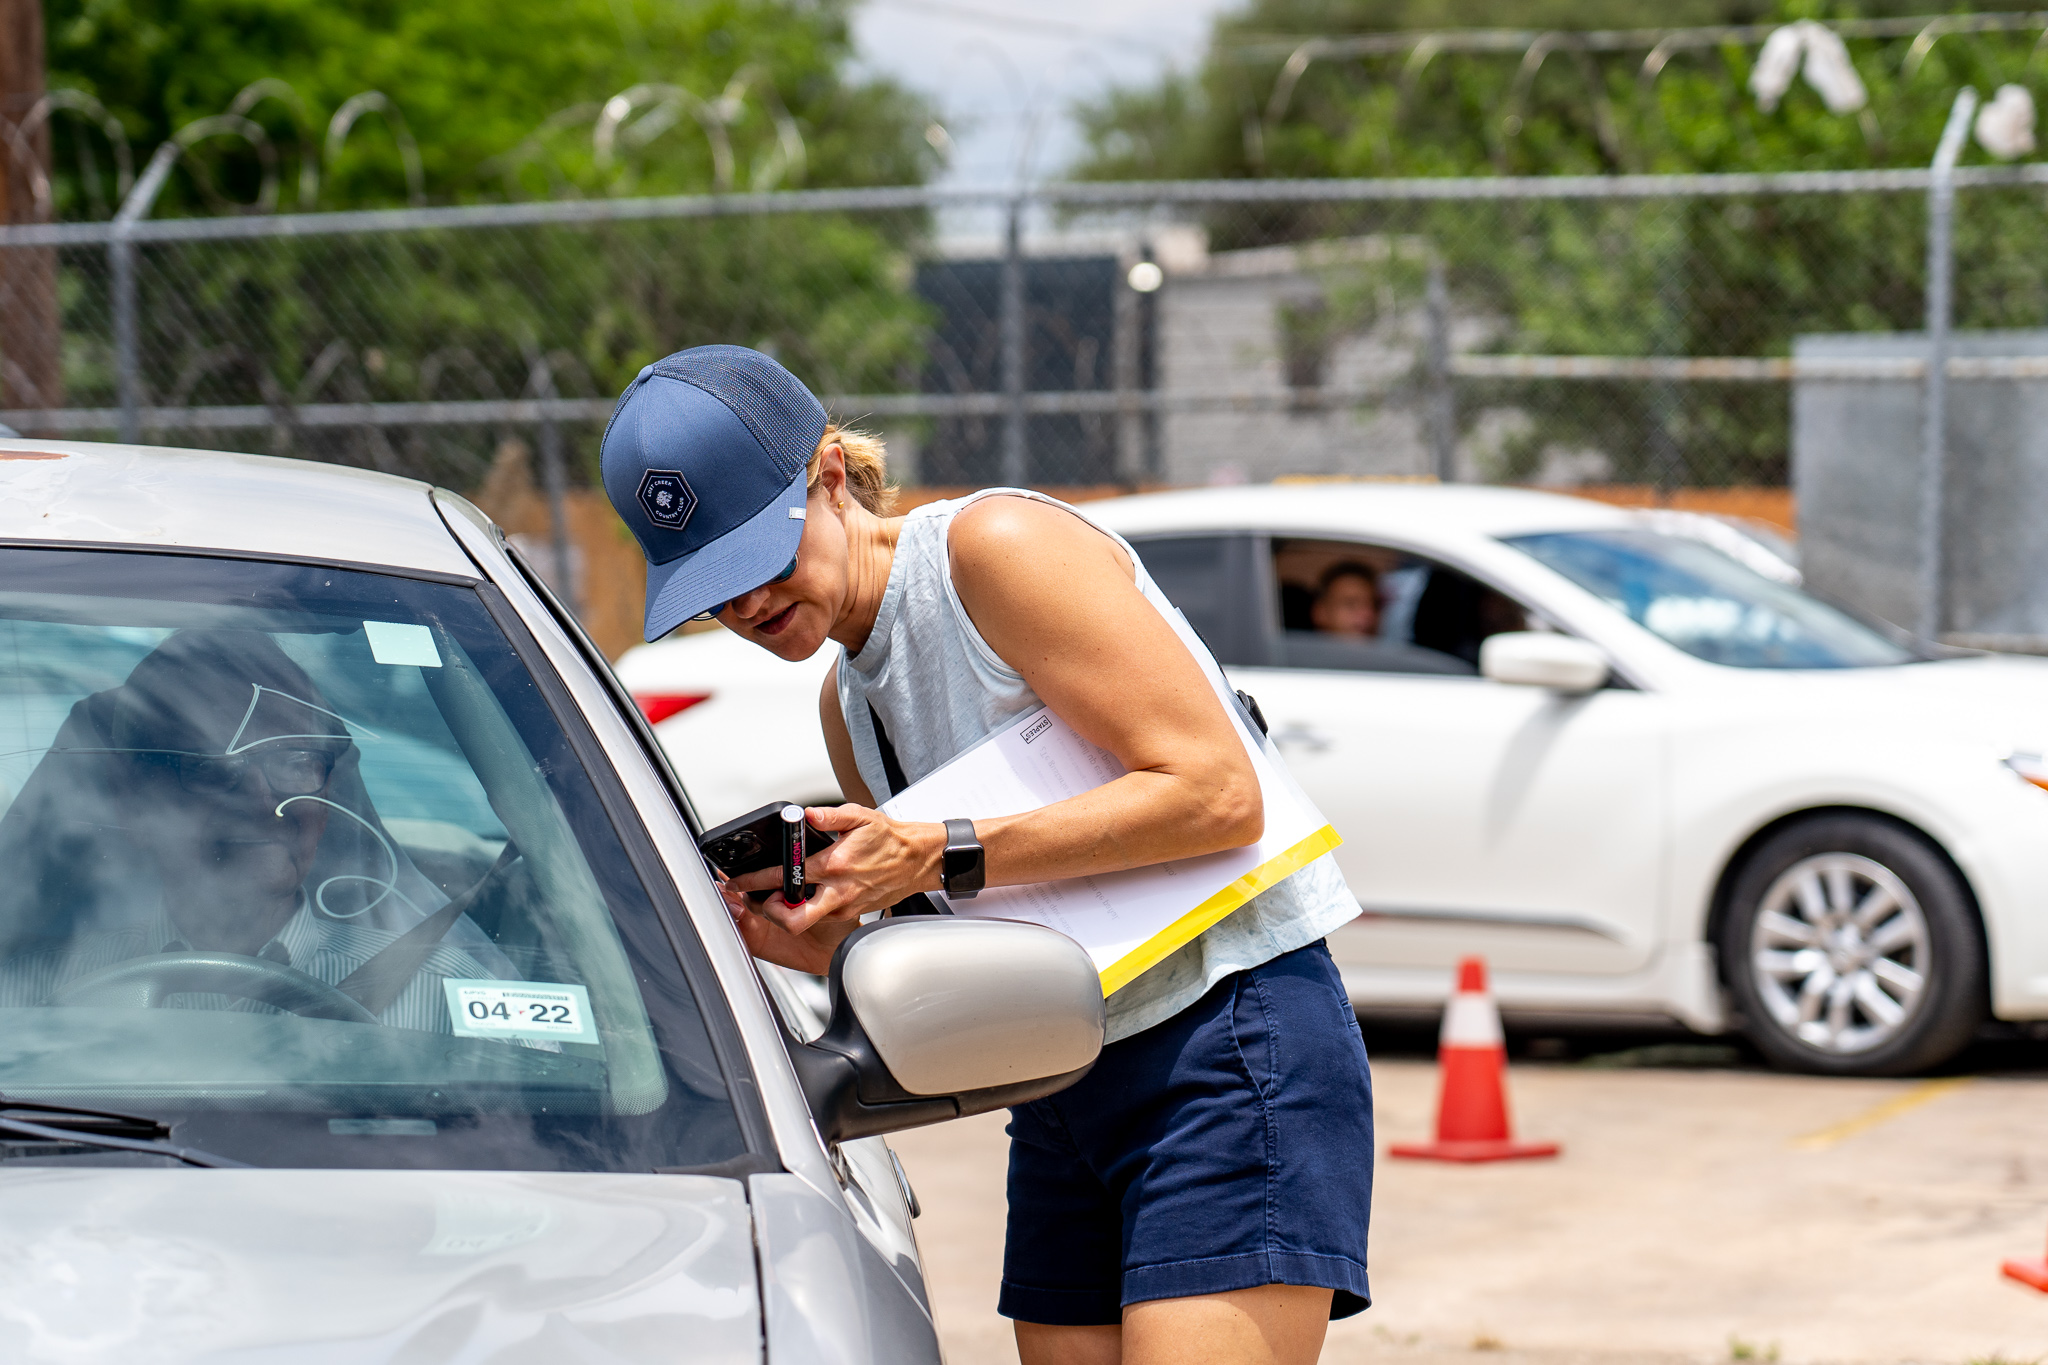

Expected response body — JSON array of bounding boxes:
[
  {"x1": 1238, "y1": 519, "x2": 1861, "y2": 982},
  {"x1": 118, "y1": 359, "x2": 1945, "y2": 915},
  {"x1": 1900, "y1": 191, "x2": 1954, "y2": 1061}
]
[{"x1": 941, "y1": 818, "x2": 985, "y2": 899}]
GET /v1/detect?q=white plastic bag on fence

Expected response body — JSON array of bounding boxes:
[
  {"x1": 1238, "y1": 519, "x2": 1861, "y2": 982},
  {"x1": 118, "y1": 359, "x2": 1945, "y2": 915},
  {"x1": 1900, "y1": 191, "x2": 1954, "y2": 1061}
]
[
  {"x1": 1976, "y1": 84, "x2": 2037, "y2": 160},
  {"x1": 1750, "y1": 21, "x2": 1868, "y2": 116}
]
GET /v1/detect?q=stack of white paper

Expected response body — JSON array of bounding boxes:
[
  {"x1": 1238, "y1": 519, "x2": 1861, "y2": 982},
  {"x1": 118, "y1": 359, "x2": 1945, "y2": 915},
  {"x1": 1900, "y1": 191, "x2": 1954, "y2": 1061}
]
[{"x1": 880, "y1": 610, "x2": 1340, "y2": 995}]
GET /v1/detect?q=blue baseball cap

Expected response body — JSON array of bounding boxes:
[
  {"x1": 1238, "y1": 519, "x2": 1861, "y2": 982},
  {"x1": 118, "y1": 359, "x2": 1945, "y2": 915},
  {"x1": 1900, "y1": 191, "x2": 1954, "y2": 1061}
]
[{"x1": 600, "y1": 346, "x2": 828, "y2": 641}]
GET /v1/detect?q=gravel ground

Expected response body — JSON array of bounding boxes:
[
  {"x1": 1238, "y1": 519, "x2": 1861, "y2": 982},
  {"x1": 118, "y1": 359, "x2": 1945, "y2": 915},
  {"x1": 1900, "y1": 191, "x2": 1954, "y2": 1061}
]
[{"x1": 888, "y1": 1032, "x2": 2048, "y2": 1365}]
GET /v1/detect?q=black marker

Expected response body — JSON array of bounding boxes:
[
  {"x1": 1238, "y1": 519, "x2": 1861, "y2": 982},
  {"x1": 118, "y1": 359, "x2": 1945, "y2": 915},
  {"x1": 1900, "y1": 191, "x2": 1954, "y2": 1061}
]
[{"x1": 780, "y1": 804, "x2": 811, "y2": 904}]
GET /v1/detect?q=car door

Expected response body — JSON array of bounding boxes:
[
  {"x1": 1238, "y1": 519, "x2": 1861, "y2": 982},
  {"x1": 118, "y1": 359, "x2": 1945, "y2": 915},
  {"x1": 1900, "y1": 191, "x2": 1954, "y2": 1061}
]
[{"x1": 1138, "y1": 531, "x2": 1666, "y2": 978}]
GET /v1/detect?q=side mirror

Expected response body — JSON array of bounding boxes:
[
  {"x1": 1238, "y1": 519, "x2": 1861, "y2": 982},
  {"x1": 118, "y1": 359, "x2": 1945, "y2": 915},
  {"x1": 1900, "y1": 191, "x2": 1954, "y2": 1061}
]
[
  {"x1": 788, "y1": 918, "x2": 1105, "y2": 1144},
  {"x1": 1479, "y1": 631, "x2": 1610, "y2": 694}
]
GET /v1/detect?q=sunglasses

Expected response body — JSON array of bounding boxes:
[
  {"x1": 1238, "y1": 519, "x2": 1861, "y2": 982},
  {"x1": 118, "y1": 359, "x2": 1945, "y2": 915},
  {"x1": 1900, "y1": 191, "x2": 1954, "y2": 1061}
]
[
  {"x1": 690, "y1": 551, "x2": 799, "y2": 623},
  {"x1": 136, "y1": 745, "x2": 343, "y2": 798}
]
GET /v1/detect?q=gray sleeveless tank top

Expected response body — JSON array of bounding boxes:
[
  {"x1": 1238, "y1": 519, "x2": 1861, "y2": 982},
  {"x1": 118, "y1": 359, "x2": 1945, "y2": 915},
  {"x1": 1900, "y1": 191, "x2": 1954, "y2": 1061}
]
[{"x1": 835, "y1": 488, "x2": 1358, "y2": 1043}]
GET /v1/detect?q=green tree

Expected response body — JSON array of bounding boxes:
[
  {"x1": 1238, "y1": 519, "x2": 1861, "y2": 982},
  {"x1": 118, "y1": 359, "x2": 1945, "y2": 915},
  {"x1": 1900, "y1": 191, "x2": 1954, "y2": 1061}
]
[
  {"x1": 31, "y1": 0, "x2": 940, "y2": 487},
  {"x1": 45, "y1": 0, "x2": 934, "y2": 212},
  {"x1": 1076, "y1": 0, "x2": 2042, "y2": 181}
]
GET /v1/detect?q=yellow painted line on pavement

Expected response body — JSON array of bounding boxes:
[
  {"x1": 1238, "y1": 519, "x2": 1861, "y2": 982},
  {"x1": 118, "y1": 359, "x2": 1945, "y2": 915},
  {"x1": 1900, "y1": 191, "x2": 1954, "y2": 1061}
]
[{"x1": 1791, "y1": 1076, "x2": 1972, "y2": 1151}]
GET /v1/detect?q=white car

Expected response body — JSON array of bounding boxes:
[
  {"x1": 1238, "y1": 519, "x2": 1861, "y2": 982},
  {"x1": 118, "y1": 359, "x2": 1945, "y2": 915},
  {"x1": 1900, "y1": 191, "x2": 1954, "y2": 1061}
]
[{"x1": 620, "y1": 484, "x2": 2048, "y2": 1076}]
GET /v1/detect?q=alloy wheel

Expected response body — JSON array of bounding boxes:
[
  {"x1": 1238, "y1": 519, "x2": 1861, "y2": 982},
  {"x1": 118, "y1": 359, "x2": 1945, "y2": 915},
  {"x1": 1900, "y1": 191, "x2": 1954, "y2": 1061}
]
[{"x1": 1749, "y1": 852, "x2": 1930, "y2": 1055}]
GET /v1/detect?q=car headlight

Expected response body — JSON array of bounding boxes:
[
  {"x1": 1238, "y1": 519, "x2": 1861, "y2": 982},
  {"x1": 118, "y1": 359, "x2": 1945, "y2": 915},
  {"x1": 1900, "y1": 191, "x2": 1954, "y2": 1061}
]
[{"x1": 2005, "y1": 751, "x2": 2048, "y2": 792}]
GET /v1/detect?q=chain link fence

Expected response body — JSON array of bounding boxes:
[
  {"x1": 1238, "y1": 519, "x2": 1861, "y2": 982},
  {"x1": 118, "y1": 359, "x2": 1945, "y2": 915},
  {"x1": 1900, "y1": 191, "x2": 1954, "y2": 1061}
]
[{"x1": 5, "y1": 164, "x2": 2047, "y2": 501}]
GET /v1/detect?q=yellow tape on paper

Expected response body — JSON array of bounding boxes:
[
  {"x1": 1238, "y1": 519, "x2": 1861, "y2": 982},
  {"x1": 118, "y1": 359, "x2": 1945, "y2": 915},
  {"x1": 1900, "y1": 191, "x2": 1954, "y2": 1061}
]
[{"x1": 1097, "y1": 824, "x2": 1344, "y2": 997}]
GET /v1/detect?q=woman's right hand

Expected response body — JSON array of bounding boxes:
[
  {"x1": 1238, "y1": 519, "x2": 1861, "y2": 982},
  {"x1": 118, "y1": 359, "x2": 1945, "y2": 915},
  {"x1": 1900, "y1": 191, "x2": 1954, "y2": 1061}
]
[{"x1": 735, "y1": 803, "x2": 943, "y2": 925}]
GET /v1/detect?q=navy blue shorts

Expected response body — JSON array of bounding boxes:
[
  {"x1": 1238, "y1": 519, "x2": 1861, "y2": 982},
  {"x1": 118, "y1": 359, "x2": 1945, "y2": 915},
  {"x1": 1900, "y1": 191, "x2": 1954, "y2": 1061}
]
[{"x1": 998, "y1": 940, "x2": 1374, "y2": 1327}]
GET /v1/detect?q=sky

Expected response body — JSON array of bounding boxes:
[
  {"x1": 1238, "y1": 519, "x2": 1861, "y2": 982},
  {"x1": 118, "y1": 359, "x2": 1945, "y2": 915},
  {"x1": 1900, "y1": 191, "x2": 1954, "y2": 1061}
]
[{"x1": 849, "y1": 0, "x2": 1233, "y2": 186}]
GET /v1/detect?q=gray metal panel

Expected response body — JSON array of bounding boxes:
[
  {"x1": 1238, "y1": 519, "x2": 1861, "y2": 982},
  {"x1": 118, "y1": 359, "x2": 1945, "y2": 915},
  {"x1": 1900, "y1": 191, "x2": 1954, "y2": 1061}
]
[
  {"x1": 0, "y1": 1170, "x2": 760, "y2": 1362},
  {"x1": 1947, "y1": 363, "x2": 2048, "y2": 640},
  {"x1": 838, "y1": 1135, "x2": 931, "y2": 1314},
  {"x1": 1794, "y1": 330, "x2": 2048, "y2": 639},
  {"x1": 750, "y1": 1173, "x2": 943, "y2": 1365},
  {"x1": 0, "y1": 439, "x2": 476, "y2": 578}
]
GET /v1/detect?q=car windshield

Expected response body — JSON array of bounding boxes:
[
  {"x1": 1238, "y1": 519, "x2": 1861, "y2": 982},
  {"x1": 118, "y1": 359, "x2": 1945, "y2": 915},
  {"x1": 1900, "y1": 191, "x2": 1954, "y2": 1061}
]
[
  {"x1": 1504, "y1": 529, "x2": 1915, "y2": 669},
  {"x1": 0, "y1": 547, "x2": 747, "y2": 1171}
]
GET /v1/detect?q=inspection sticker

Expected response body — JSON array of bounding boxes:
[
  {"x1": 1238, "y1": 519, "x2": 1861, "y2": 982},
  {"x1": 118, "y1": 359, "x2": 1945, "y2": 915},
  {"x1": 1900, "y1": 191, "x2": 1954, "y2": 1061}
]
[
  {"x1": 363, "y1": 620, "x2": 442, "y2": 668},
  {"x1": 444, "y1": 980, "x2": 597, "y2": 1044}
]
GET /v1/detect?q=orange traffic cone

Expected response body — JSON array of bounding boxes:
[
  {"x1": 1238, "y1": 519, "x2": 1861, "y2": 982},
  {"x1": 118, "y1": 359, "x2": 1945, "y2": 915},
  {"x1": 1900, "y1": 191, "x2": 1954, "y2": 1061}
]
[
  {"x1": 2002, "y1": 1226, "x2": 2048, "y2": 1291},
  {"x1": 1389, "y1": 957, "x2": 1561, "y2": 1163}
]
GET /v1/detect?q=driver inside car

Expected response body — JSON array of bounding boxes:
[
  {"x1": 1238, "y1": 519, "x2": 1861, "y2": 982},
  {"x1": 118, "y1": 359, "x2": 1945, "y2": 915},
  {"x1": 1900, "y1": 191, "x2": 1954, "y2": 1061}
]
[
  {"x1": 1310, "y1": 560, "x2": 1382, "y2": 637},
  {"x1": 0, "y1": 628, "x2": 512, "y2": 1029}
]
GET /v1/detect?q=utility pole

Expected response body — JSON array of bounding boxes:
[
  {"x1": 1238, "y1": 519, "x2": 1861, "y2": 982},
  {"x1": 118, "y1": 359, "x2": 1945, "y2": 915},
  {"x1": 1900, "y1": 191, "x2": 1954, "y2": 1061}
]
[
  {"x1": 0, "y1": 0, "x2": 62, "y2": 422},
  {"x1": 1918, "y1": 88, "x2": 1979, "y2": 647},
  {"x1": 0, "y1": 0, "x2": 61, "y2": 423}
]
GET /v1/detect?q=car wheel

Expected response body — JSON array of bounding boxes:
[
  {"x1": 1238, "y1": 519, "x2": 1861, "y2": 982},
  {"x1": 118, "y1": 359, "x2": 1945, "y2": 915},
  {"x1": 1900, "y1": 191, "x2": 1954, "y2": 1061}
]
[{"x1": 1720, "y1": 814, "x2": 1985, "y2": 1076}]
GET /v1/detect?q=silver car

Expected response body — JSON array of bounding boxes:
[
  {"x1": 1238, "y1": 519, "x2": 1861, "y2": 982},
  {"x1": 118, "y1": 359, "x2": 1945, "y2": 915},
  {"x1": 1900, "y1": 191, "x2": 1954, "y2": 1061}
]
[{"x1": 0, "y1": 438, "x2": 1104, "y2": 1363}]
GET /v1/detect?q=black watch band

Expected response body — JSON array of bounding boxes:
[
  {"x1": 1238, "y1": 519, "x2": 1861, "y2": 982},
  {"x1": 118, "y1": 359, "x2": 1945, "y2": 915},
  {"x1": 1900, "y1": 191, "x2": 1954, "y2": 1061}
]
[{"x1": 941, "y1": 818, "x2": 985, "y2": 899}]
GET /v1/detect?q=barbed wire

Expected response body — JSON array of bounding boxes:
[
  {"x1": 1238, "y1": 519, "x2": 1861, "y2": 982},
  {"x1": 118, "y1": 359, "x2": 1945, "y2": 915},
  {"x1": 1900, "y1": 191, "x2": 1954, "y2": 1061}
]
[
  {"x1": 9, "y1": 70, "x2": 807, "y2": 224},
  {"x1": 1231, "y1": 11, "x2": 2048, "y2": 69},
  {"x1": 1224, "y1": 12, "x2": 2048, "y2": 173}
]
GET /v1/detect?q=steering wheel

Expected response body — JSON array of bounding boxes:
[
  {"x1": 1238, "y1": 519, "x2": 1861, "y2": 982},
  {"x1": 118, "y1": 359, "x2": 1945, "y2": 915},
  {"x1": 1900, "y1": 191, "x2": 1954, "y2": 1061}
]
[{"x1": 50, "y1": 952, "x2": 378, "y2": 1024}]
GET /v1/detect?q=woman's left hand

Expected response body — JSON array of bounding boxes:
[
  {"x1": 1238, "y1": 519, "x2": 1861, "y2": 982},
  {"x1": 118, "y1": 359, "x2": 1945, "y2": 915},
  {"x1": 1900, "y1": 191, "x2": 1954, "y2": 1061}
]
[
  {"x1": 721, "y1": 877, "x2": 850, "y2": 975},
  {"x1": 724, "y1": 802, "x2": 939, "y2": 936}
]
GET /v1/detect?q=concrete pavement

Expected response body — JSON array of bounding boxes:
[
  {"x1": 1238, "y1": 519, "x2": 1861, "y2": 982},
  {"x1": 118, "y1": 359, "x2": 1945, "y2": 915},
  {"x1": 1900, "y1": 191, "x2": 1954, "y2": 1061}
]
[{"x1": 889, "y1": 1048, "x2": 2048, "y2": 1364}]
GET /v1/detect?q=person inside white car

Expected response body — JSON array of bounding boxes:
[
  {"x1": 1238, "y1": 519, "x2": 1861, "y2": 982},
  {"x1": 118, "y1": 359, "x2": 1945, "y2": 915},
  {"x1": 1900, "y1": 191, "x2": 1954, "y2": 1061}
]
[
  {"x1": 1309, "y1": 561, "x2": 1382, "y2": 637},
  {"x1": 0, "y1": 629, "x2": 512, "y2": 1028},
  {"x1": 1276, "y1": 543, "x2": 1474, "y2": 676}
]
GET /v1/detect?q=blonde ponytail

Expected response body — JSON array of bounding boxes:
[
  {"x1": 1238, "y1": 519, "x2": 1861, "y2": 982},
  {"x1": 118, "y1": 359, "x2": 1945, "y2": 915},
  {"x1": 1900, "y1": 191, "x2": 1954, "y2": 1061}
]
[{"x1": 808, "y1": 423, "x2": 895, "y2": 515}]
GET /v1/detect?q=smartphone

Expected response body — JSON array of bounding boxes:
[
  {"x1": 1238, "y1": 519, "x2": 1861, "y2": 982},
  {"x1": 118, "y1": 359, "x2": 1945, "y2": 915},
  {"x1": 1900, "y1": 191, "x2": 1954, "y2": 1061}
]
[{"x1": 698, "y1": 801, "x2": 837, "y2": 903}]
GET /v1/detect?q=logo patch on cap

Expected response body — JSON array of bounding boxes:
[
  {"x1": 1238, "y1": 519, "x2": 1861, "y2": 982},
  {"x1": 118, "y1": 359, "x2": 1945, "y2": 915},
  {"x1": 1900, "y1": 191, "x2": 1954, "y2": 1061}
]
[{"x1": 637, "y1": 469, "x2": 697, "y2": 531}]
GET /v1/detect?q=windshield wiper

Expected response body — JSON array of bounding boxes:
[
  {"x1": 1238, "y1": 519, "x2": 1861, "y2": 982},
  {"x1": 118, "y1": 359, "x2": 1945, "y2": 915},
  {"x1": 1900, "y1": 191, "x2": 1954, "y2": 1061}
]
[{"x1": 0, "y1": 1099, "x2": 249, "y2": 1169}]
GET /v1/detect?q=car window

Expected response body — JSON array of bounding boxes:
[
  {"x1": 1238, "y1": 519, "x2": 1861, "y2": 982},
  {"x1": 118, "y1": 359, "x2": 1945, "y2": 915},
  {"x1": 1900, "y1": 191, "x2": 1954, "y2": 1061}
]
[
  {"x1": 1505, "y1": 529, "x2": 1914, "y2": 669},
  {"x1": 1128, "y1": 534, "x2": 1265, "y2": 666},
  {"x1": 1271, "y1": 538, "x2": 1531, "y2": 676},
  {"x1": 0, "y1": 547, "x2": 748, "y2": 1171}
]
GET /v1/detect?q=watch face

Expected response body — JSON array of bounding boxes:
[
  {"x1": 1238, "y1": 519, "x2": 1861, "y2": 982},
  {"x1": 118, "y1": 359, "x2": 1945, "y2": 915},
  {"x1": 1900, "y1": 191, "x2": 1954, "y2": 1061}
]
[{"x1": 942, "y1": 831, "x2": 984, "y2": 894}]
